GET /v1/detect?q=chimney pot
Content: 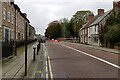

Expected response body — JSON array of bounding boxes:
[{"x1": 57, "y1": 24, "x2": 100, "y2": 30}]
[
  {"x1": 88, "y1": 13, "x2": 94, "y2": 22},
  {"x1": 98, "y1": 9, "x2": 104, "y2": 16}
]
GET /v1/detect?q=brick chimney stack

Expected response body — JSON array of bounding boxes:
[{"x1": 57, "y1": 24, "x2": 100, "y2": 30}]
[
  {"x1": 113, "y1": 0, "x2": 120, "y2": 8},
  {"x1": 113, "y1": 1, "x2": 118, "y2": 9},
  {"x1": 88, "y1": 13, "x2": 94, "y2": 22},
  {"x1": 98, "y1": 9, "x2": 104, "y2": 16}
]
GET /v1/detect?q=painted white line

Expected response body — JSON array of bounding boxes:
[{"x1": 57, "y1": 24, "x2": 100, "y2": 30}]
[{"x1": 62, "y1": 44, "x2": 120, "y2": 69}]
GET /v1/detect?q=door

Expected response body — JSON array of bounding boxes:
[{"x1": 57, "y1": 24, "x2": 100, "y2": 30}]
[{"x1": 5, "y1": 29, "x2": 9, "y2": 43}]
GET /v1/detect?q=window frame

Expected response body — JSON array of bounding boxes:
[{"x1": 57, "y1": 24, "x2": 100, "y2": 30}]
[
  {"x1": 8, "y1": 12, "x2": 11, "y2": 22},
  {"x1": 3, "y1": 8, "x2": 6, "y2": 20},
  {"x1": 11, "y1": 15, "x2": 14, "y2": 24}
]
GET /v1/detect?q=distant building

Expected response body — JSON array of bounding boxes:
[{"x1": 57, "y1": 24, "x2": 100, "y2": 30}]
[{"x1": 0, "y1": 0, "x2": 30, "y2": 43}]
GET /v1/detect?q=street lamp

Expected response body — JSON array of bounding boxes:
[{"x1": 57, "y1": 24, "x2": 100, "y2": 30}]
[
  {"x1": 25, "y1": 22, "x2": 28, "y2": 76},
  {"x1": 14, "y1": 4, "x2": 17, "y2": 56}
]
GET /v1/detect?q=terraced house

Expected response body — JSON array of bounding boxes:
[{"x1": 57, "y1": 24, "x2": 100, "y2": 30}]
[
  {"x1": 0, "y1": 0, "x2": 29, "y2": 43},
  {"x1": 79, "y1": 0, "x2": 119, "y2": 46}
]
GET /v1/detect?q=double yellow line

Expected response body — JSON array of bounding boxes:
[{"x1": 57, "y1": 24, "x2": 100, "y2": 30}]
[{"x1": 45, "y1": 50, "x2": 53, "y2": 80}]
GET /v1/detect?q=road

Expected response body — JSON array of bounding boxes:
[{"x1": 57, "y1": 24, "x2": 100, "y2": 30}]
[{"x1": 44, "y1": 41, "x2": 119, "y2": 78}]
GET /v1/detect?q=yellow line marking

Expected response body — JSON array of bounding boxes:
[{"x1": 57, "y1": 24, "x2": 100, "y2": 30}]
[
  {"x1": 45, "y1": 51, "x2": 48, "y2": 80},
  {"x1": 36, "y1": 71, "x2": 42, "y2": 74},
  {"x1": 44, "y1": 44, "x2": 53, "y2": 80},
  {"x1": 48, "y1": 56, "x2": 53, "y2": 80}
]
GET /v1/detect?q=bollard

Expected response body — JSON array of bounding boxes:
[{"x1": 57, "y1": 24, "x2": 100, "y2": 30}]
[
  {"x1": 39, "y1": 41, "x2": 41, "y2": 49},
  {"x1": 38, "y1": 44, "x2": 39, "y2": 52},
  {"x1": 37, "y1": 45, "x2": 39, "y2": 55},
  {"x1": 33, "y1": 47, "x2": 36, "y2": 61},
  {"x1": 38, "y1": 43, "x2": 40, "y2": 51}
]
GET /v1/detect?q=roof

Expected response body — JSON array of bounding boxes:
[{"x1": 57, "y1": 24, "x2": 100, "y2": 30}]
[
  {"x1": 80, "y1": 15, "x2": 98, "y2": 30},
  {"x1": 89, "y1": 9, "x2": 112, "y2": 27},
  {"x1": 11, "y1": 2, "x2": 30, "y2": 23}
]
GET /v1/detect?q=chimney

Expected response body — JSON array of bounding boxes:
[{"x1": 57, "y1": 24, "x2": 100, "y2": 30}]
[
  {"x1": 98, "y1": 9, "x2": 104, "y2": 16},
  {"x1": 113, "y1": 1, "x2": 118, "y2": 9},
  {"x1": 23, "y1": 13, "x2": 27, "y2": 17},
  {"x1": 88, "y1": 13, "x2": 94, "y2": 22}
]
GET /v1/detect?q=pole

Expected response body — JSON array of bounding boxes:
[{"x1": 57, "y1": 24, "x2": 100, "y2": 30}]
[
  {"x1": 33, "y1": 47, "x2": 36, "y2": 61},
  {"x1": 64, "y1": 24, "x2": 65, "y2": 40},
  {"x1": 25, "y1": 22, "x2": 27, "y2": 76},
  {"x1": 37, "y1": 45, "x2": 38, "y2": 55},
  {"x1": 14, "y1": 8, "x2": 17, "y2": 55}
]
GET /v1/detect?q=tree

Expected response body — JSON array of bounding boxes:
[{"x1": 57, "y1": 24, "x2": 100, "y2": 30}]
[
  {"x1": 59, "y1": 18, "x2": 71, "y2": 38},
  {"x1": 70, "y1": 10, "x2": 92, "y2": 37},
  {"x1": 45, "y1": 23, "x2": 62, "y2": 39},
  {"x1": 104, "y1": 24, "x2": 120, "y2": 43},
  {"x1": 101, "y1": 9, "x2": 120, "y2": 47}
]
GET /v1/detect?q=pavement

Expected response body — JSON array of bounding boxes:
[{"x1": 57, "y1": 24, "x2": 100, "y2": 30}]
[
  {"x1": 2, "y1": 42, "x2": 44, "y2": 79},
  {"x1": 44, "y1": 41, "x2": 119, "y2": 78}
]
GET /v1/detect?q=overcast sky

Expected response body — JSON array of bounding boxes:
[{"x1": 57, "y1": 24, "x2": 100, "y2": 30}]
[{"x1": 15, "y1": 0, "x2": 114, "y2": 35}]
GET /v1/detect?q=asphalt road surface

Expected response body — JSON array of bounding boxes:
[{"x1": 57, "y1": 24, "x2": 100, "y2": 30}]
[{"x1": 44, "y1": 41, "x2": 119, "y2": 78}]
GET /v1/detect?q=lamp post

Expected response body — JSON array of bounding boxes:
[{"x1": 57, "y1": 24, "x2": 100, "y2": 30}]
[
  {"x1": 14, "y1": 5, "x2": 17, "y2": 55},
  {"x1": 25, "y1": 22, "x2": 28, "y2": 76},
  {"x1": 64, "y1": 24, "x2": 65, "y2": 40}
]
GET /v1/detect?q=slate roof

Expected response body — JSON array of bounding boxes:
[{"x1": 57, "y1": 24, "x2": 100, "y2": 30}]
[{"x1": 88, "y1": 9, "x2": 112, "y2": 27}]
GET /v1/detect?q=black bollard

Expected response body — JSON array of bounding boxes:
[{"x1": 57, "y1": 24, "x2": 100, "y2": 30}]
[
  {"x1": 33, "y1": 47, "x2": 36, "y2": 61},
  {"x1": 37, "y1": 45, "x2": 39, "y2": 55}
]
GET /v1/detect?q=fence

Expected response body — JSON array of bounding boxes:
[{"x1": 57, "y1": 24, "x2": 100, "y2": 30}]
[{"x1": 2, "y1": 39, "x2": 37, "y2": 58}]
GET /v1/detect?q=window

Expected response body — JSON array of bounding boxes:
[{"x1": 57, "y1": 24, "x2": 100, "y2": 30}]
[
  {"x1": 11, "y1": 15, "x2": 14, "y2": 24},
  {"x1": 16, "y1": 32, "x2": 17, "y2": 39},
  {"x1": 95, "y1": 26, "x2": 96, "y2": 32},
  {"x1": 3, "y1": 8, "x2": 6, "y2": 20},
  {"x1": 8, "y1": 12, "x2": 10, "y2": 22},
  {"x1": 21, "y1": 33, "x2": 24, "y2": 40},
  {"x1": 11, "y1": 30, "x2": 14, "y2": 39}
]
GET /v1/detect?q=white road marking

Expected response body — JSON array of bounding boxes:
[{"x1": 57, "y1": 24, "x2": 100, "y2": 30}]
[{"x1": 61, "y1": 44, "x2": 120, "y2": 69}]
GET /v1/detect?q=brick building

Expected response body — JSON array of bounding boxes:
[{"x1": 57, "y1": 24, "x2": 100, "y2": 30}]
[
  {"x1": 79, "y1": 0, "x2": 120, "y2": 46},
  {"x1": 29, "y1": 24, "x2": 36, "y2": 40},
  {"x1": 0, "y1": 0, "x2": 30, "y2": 43}
]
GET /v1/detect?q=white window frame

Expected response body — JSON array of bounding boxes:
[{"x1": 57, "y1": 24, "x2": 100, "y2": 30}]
[
  {"x1": 8, "y1": 12, "x2": 10, "y2": 22},
  {"x1": 3, "y1": 8, "x2": 6, "y2": 20}
]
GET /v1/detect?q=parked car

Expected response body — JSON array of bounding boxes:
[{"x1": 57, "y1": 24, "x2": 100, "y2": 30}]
[{"x1": 50, "y1": 39, "x2": 55, "y2": 42}]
